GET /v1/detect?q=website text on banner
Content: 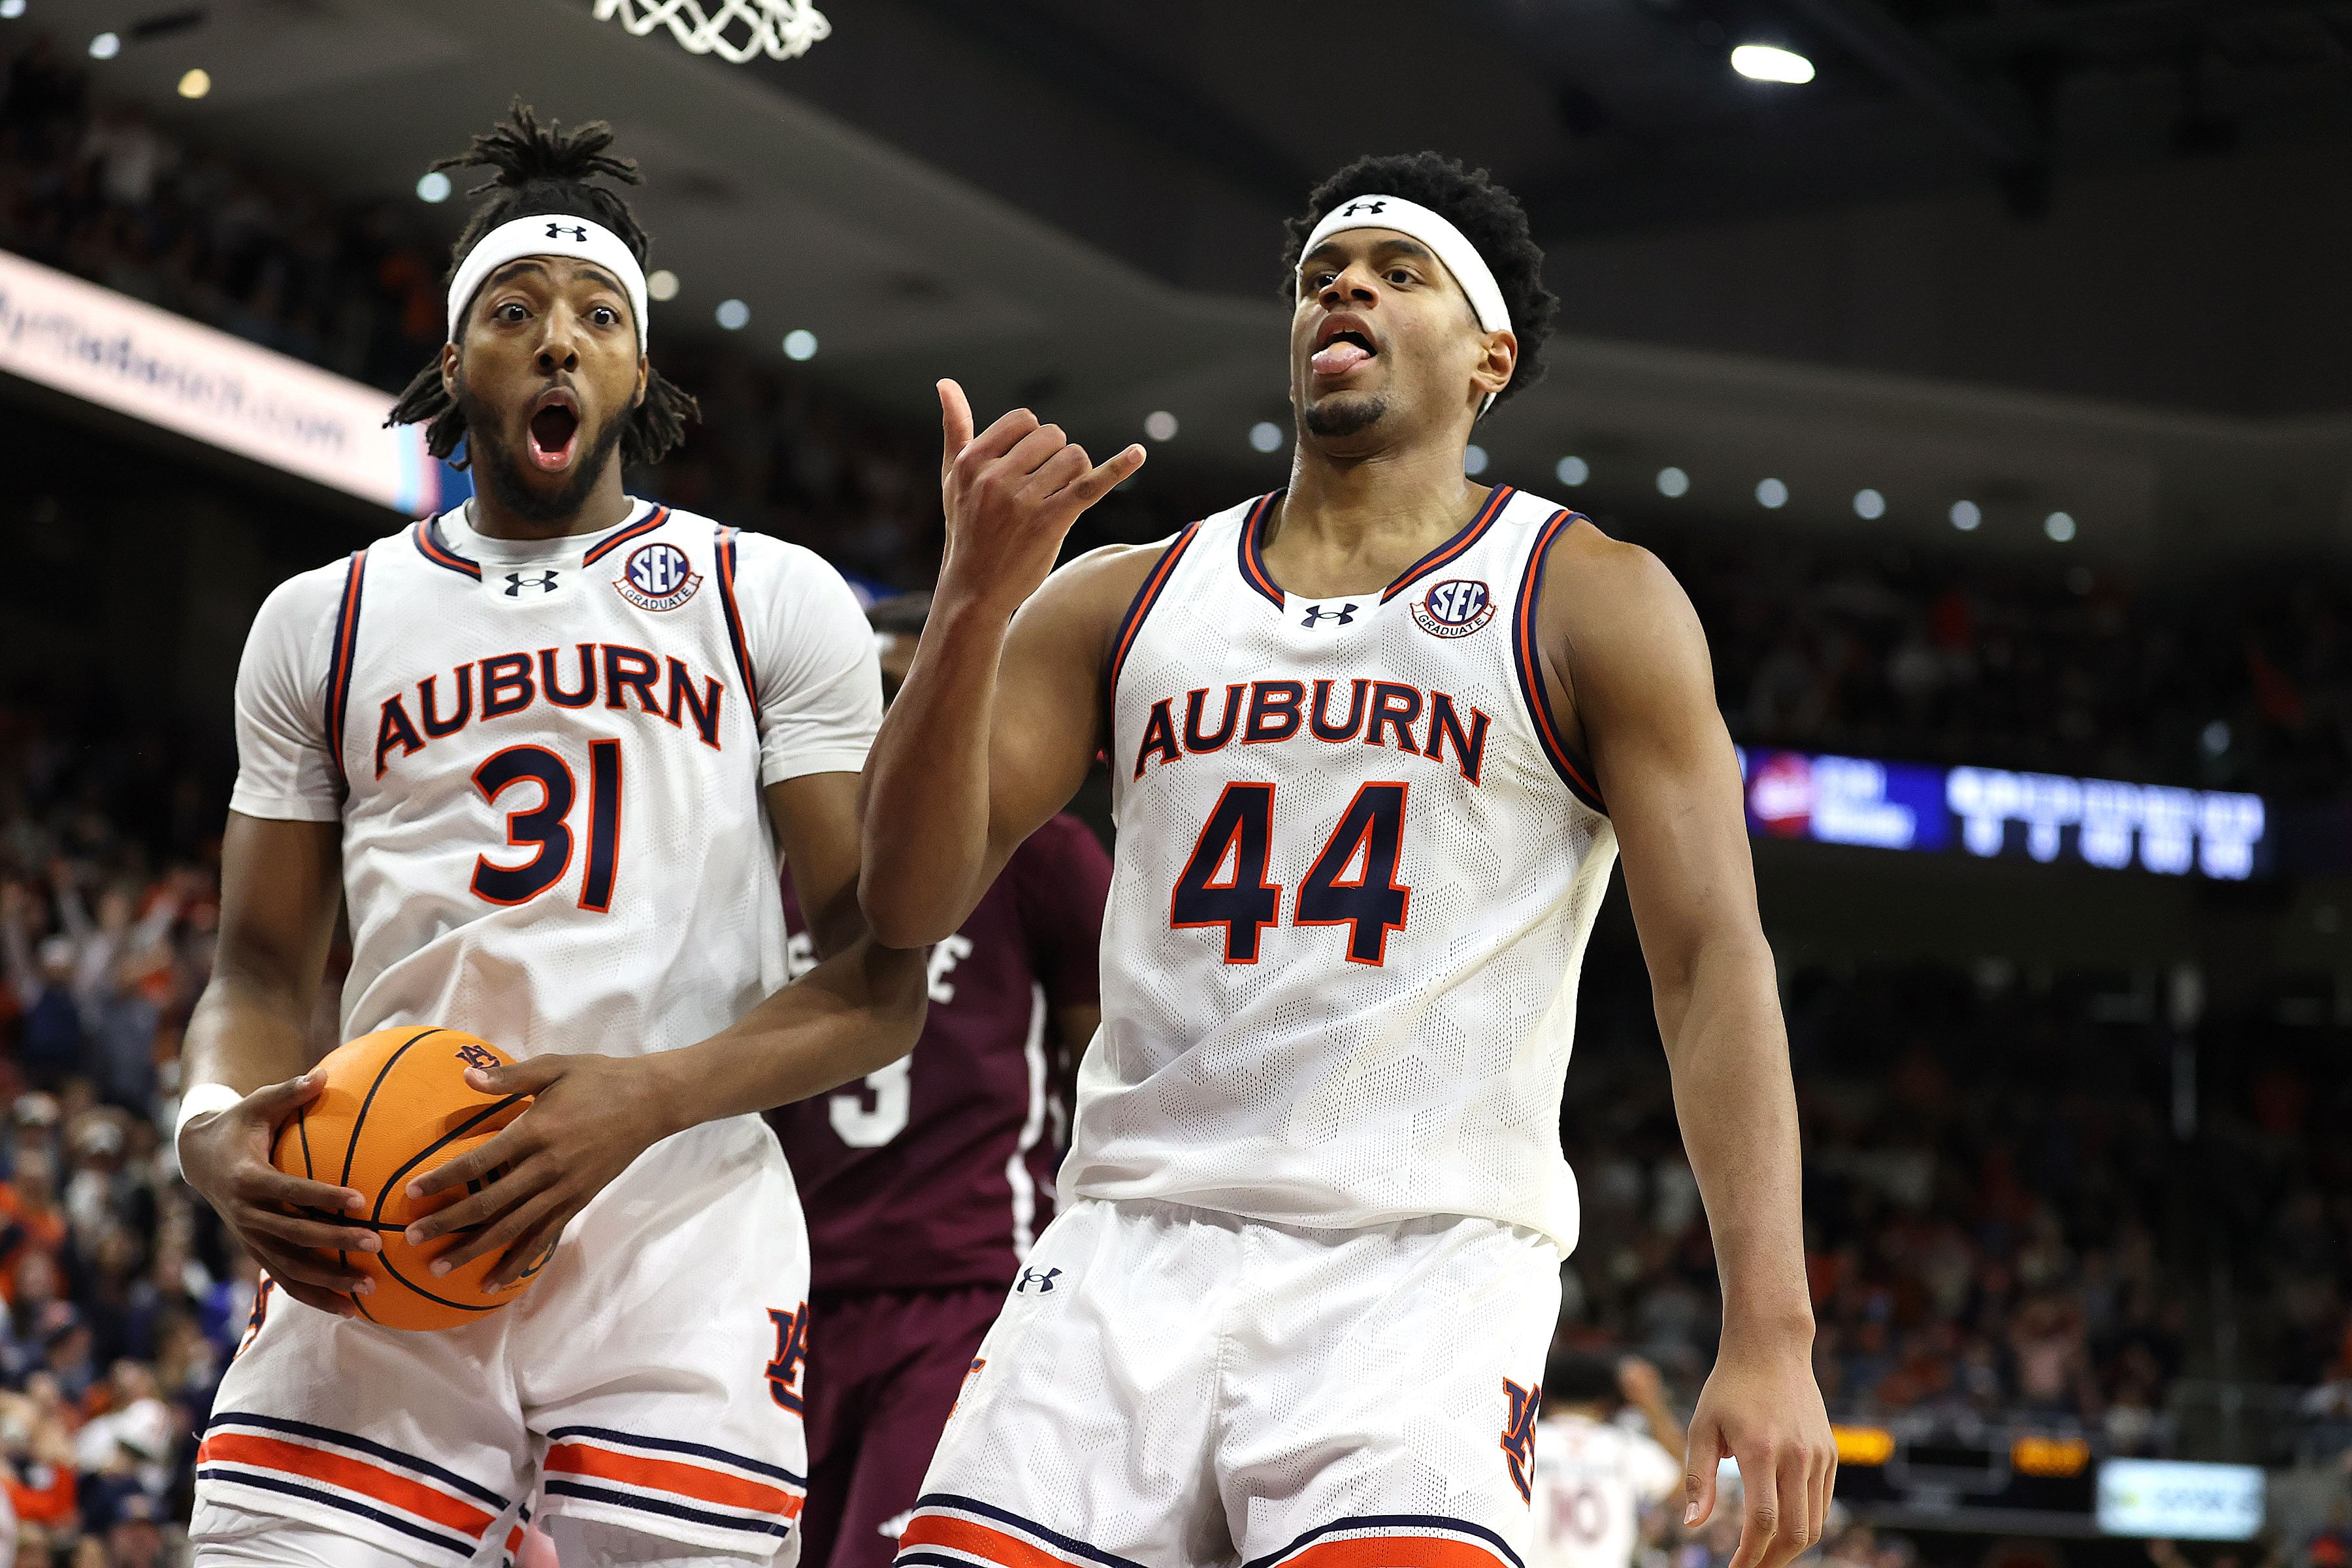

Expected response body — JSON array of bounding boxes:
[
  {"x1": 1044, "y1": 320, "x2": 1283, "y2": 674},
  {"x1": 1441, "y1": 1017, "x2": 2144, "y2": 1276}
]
[{"x1": 0, "y1": 247, "x2": 438, "y2": 517}]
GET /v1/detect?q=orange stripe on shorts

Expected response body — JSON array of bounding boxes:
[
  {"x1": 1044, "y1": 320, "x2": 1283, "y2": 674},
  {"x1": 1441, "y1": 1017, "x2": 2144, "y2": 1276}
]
[
  {"x1": 1281, "y1": 1536, "x2": 1510, "y2": 1568},
  {"x1": 197, "y1": 1431, "x2": 493, "y2": 1539},
  {"x1": 542, "y1": 1442, "x2": 802, "y2": 1520},
  {"x1": 898, "y1": 1514, "x2": 1083, "y2": 1568}
]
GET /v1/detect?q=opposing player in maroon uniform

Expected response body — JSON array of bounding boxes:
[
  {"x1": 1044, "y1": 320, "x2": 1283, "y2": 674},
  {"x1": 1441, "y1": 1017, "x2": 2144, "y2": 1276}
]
[{"x1": 770, "y1": 596, "x2": 1113, "y2": 1568}]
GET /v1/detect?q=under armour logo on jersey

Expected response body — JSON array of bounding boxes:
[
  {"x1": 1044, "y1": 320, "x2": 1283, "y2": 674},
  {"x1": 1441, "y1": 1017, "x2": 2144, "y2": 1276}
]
[
  {"x1": 1016, "y1": 1266, "x2": 1062, "y2": 1295},
  {"x1": 1501, "y1": 1378, "x2": 1541, "y2": 1503},
  {"x1": 1299, "y1": 602, "x2": 1358, "y2": 629},
  {"x1": 1339, "y1": 199, "x2": 1388, "y2": 218},
  {"x1": 546, "y1": 221, "x2": 588, "y2": 242},
  {"x1": 503, "y1": 570, "x2": 560, "y2": 596}
]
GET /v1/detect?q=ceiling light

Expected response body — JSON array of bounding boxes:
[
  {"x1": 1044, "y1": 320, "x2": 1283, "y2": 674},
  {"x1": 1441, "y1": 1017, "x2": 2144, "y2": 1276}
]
[
  {"x1": 1656, "y1": 466, "x2": 1690, "y2": 498},
  {"x1": 646, "y1": 269, "x2": 679, "y2": 302},
  {"x1": 414, "y1": 171, "x2": 451, "y2": 203},
  {"x1": 1144, "y1": 410, "x2": 1178, "y2": 442},
  {"x1": 2044, "y1": 510, "x2": 2076, "y2": 542},
  {"x1": 88, "y1": 30, "x2": 120, "y2": 58},
  {"x1": 782, "y1": 329, "x2": 817, "y2": 361},
  {"x1": 176, "y1": 67, "x2": 210, "y2": 98},
  {"x1": 1464, "y1": 444, "x2": 1490, "y2": 477},
  {"x1": 1854, "y1": 488, "x2": 1886, "y2": 520},
  {"x1": 1756, "y1": 478, "x2": 1788, "y2": 510},
  {"x1": 1950, "y1": 500, "x2": 1982, "y2": 532},
  {"x1": 1556, "y1": 455, "x2": 1589, "y2": 487},
  {"x1": 1732, "y1": 44, "x2": 1814, "y2": 84},
  {"x1": 1249, "y1": 421, "x2": 1284, "y2": 453},
  {"x1": 715, "y1": 299, "x2": 750, "y2": 331},
  {"x1": 0, "y1": 2, "x2": 26, "y2": 20}
]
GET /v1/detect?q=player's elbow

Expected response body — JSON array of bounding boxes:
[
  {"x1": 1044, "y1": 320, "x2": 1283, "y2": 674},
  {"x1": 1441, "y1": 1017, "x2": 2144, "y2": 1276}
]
[{"x1": 856, "y1": 868, "x2": 961, "y2": 951}]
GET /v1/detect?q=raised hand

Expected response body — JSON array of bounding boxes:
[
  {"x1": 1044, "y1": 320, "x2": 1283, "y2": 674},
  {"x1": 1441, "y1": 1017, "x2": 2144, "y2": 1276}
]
[
  {"x1": 935, "y1": 378, "x2": 1145, "y2": 618},
  {"x1": 176, "y1": 1070, "x2": 380, "y2": 1318}
]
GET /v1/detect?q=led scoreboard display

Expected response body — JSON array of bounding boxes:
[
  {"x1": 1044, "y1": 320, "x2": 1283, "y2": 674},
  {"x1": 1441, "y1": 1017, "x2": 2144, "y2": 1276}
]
[
  {"x1": 1739, "y1": 749, "x2": 2270, "y2": 880},
  {"x1": 1828, "y1": 1426, "x2": 2267, "y2": 1539}
]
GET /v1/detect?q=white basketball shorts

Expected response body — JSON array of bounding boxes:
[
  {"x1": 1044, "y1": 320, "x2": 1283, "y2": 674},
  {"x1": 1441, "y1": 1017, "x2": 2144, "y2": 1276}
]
[
  {"x1": 896, "y1": 1196, "x2": 1563, "y2": 1568},
  {"x1": 190, "y1": 1115, "x2": 812, "y2": 1567}
]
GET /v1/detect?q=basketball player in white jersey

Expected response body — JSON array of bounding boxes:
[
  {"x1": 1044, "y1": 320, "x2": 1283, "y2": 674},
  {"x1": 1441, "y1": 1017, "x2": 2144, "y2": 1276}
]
[
  {"x1": 1531, "y1": 1353, "x2": 1687, "y2": 1568},
  {"x1": 172, "y1": 107, "x2": 924, "y2": 1568},
  {"x1": 860, "y1": 152, "x2": 1835, "y2": 1568}
]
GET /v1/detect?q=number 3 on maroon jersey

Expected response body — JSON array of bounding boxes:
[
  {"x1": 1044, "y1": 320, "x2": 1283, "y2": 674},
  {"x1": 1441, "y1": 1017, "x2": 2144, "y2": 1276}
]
[{"x1": 1169, "y1": 781, "x2": 1412, "y2": 966}]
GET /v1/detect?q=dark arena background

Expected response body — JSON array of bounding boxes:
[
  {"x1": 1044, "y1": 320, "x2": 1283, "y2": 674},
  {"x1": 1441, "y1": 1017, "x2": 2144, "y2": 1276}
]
[{"x1": 3, "y1": 1, "x2": 2352, "y2": 1565}]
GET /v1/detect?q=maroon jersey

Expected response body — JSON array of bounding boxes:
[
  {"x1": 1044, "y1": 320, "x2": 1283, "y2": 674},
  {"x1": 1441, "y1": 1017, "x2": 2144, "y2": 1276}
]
[{"x1": 772, "y1": 813, "x2": 1112, "y2": 1293}]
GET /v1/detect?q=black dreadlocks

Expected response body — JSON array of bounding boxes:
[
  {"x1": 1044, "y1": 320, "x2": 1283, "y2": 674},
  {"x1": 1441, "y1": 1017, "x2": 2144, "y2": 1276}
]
[
  {"x1": 1281, "y1": 152, "x2": 1558, "y2": 408},
  {"x1": 387, "y1": 101, "x2": 698, "y2": 468}
]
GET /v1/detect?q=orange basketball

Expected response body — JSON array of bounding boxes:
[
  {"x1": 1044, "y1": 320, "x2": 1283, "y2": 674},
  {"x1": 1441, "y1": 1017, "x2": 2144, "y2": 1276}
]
[{"x1": 272, "y1": 1026, "x2": 547, "y2": 1331}]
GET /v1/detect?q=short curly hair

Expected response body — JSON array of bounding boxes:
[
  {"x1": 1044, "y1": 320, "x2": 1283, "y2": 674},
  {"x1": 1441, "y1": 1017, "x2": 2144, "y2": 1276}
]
[{"x1": 1281, "y1": 152, "x2": 1556, "y2": 408}]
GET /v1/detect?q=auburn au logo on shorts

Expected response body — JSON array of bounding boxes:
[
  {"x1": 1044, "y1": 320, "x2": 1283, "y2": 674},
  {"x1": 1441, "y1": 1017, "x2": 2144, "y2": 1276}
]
[
  {"x1": 615, "y1": 542, "x2": 702, "y2": 612},
  {"x1": 1412, "y1": 578, "x2": 1494, "y2": 639}
]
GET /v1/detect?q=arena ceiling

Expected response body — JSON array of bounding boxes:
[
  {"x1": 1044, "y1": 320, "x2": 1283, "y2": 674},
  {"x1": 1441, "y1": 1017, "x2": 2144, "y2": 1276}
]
[{"x1": 11, "y1": 0, "x2": 2352, "y2": 562}]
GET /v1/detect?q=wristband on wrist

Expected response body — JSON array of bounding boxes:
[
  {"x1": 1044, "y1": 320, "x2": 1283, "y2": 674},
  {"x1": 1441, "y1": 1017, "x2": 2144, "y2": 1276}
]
[{"x1": 173, "y1": 1082, "x2": 244, "y2": 1145}]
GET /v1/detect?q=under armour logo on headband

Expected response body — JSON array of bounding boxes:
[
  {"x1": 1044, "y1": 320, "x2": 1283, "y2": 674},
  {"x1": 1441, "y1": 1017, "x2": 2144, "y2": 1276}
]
[
  {"x1": 546, "y1": 222, "x2": 588, "y2": 242},
  {"x1": 1338, "y1": 200, "x2": 1388, "y2": 218}
]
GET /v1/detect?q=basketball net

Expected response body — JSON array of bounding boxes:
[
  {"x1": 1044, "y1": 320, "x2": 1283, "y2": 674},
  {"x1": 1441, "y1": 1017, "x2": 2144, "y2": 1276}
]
[{"x1": 591, "y1": 0, "x2": 830, "y2": 64}]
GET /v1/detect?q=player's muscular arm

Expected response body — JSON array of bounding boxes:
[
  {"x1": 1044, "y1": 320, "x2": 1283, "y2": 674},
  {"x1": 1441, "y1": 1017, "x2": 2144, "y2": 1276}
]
[
  {"x1": 858, "y1": 380, "x2": 1146, "y2": 947},
  {"x1": 177, "y1": 812, "x2": 384, "y2": 1318},
  {"x1": 405, "y1": 772, "x2": 929, "y2": 1288},
  {"x1": 1543, "y1": 534, "x2": 1834, "y2": 1568}
]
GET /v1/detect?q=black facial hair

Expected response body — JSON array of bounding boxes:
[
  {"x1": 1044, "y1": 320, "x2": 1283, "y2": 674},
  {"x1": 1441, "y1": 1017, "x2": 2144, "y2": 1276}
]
[
  {"x1": 1303, "y1": 389, "x2": 1390, "y2": 439},
  {"x1": 455, "y1": 374, "x2": 629, "y2": 526}
]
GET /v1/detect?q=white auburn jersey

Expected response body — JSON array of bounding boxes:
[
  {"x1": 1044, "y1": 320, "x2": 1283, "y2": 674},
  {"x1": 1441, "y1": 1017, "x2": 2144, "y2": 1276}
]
[
  {"x1": 228, "y1": 497, "x2": 881, "y2": 1060},
  {"x1": 1064, "y1": 485, "x2": 1618, "y2": 1252},
  {"x1": 1530, "y1": 1413, "x2": 1684, "y2": 1568}
]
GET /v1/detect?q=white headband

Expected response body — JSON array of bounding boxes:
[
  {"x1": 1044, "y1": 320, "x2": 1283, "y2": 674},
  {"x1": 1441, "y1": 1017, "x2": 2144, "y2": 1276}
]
[
  {"x1": 1301, "y1": 195, "x2": 1512, "y2": 413},
  {"x1": 446, "y1": 215, "x2": 649, "y2": 353}
]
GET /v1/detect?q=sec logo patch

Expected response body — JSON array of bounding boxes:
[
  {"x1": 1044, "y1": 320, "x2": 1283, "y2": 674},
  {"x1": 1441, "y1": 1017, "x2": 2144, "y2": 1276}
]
[
  {"x1": 614, "y1": 541, "x2": 702, "y2": 612},
  {"x1": 1412, "y1": 578, "x2": 1494, "y2": 638}
]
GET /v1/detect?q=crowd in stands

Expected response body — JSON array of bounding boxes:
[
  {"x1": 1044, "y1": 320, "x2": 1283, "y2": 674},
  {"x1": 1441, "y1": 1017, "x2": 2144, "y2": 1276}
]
[
  {"x1": 1663, "y1": 535, "x2": 2352, "y2": 802},
  {"x1": 5, "y1": 33, "x2": 2350, "y2": 804},
  {"x1": 1560, "y1": 957, "x2": 2352, "y2": 1463},
  {"x1": 0, "y1": 697, "x2": 241, "y2": 1563}
]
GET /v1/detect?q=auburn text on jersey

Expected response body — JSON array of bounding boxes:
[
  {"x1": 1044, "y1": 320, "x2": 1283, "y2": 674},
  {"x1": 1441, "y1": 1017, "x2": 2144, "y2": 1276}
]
[
  {"x1": 1132, "y1": 678, "x2": 1489, "y2": 787},
  {"x1": 372, "y1": 643, "x2": 727, "y2": 778}
]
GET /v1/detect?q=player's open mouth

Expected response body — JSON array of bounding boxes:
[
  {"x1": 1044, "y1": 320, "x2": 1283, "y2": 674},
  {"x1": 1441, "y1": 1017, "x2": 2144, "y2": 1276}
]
[
  {"x1": 527, "y1": 391, "x2": 581, "y2": 472},
  {"x1": 1310, "y1": 317, "x2": 1378, "y2": 378}
]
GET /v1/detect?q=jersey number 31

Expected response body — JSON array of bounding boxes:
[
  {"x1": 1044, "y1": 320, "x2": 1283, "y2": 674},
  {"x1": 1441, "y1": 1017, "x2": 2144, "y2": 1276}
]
[
  {"x1": 471, "y1": 740, "x2": 624, "y2": 911},
  {"x1": 1171, "y1": 781, "x2": 1410, "y2": 966}
]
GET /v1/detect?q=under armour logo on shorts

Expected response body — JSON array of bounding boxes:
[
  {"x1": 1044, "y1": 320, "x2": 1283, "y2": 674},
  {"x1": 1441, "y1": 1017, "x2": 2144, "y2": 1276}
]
[
  {"x1": 1299, "y1": 602, "x2": 1358, "y2": 628},
  {"x1": 546, "y1": 222, "x2": 588, "y2": 242},
  {"x1": 1016, "y1": 1266, "x2": 1062, "y2": 1295},
  {"x1": 504, "y1": 571, "x2": 560, "y2": 596},
  {"x1": 1339, "y1": 200, "x2": 1387, "y2": 218}
]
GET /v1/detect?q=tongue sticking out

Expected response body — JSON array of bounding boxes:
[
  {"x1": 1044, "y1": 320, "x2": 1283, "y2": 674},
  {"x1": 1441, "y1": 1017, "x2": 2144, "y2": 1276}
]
[
  {"x1": 528, "y1": 406, "x2": 580, "y2": 471},
  {"x1": 1311, "y1": 338, "x2": 1373, "y2": 378}
]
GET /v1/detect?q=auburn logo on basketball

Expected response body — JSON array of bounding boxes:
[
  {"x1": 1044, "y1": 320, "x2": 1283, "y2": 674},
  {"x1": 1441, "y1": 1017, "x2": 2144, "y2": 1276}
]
[
  {"x1": 615, "y1": 541, "x2": 702, "y2": 612},
  {"x1": 1412, "y1": 578, "x2": 1494, "y2": 639}
]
